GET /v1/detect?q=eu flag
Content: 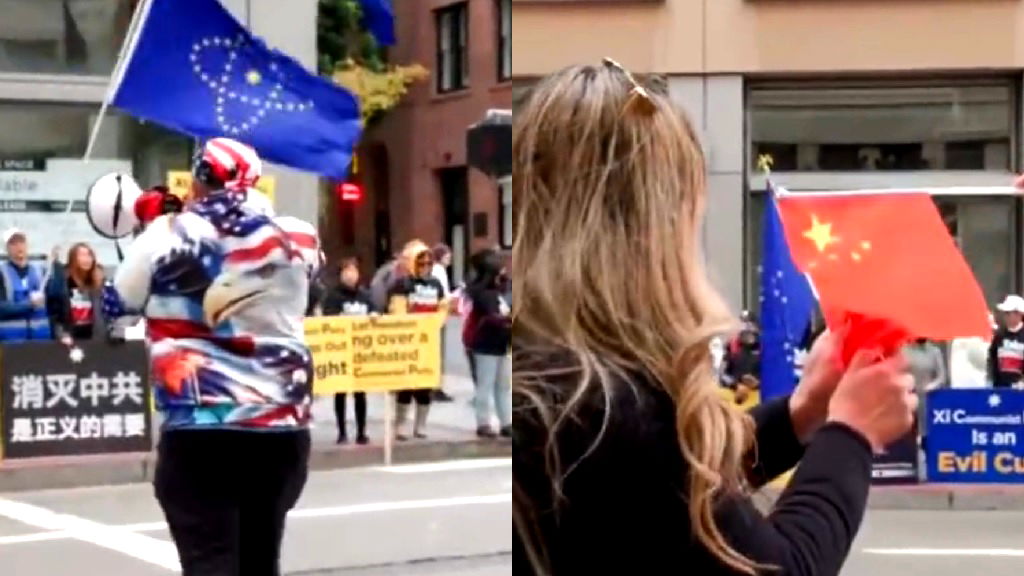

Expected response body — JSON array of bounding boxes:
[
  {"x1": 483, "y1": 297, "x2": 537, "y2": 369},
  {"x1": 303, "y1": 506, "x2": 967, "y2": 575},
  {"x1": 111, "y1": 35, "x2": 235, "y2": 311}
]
[
  {"x1": 359, "y1": 0, "x2": 396, "y2": 46},
  {"x1": 112, "y1": 0, "x2": 362, "y2": 180},
  {"x1": 759, "y1": 184, "x2": 817, "y2": 401}
]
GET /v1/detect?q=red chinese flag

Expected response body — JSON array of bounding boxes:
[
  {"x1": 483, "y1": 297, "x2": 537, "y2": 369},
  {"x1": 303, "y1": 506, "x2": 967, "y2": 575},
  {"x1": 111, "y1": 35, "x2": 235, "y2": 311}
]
[{"x1": 776, "y1": 191, "x2": 991, "y2": 364}]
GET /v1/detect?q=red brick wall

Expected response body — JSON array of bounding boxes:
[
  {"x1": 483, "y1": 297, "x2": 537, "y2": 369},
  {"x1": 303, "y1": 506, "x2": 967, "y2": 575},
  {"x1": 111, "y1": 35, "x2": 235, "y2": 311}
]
[{"x1": 352, "y1": 0, "x2": 512, "y2": 274}]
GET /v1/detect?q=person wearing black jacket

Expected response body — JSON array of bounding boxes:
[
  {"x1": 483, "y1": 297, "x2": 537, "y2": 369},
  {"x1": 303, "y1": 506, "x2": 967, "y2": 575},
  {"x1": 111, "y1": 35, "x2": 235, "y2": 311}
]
[
  {"x1": 989, "y1": 295, "x2": 1024, "y2": 389},
  {"x1": 512, "y1": 61, "x2": 916, "y2": 576},
  {"x1": 467, "y1": 251, "x2": 511, "y2": 438},
  {"x1": 52, "y1": 243, "x2": 107, "y2": 341},
  {"x1": 513, "y1": 340, "x2": 912, "y2": 575},
  {"x1": 322, "y1": 258, "x2": 374, "y2": 444}
]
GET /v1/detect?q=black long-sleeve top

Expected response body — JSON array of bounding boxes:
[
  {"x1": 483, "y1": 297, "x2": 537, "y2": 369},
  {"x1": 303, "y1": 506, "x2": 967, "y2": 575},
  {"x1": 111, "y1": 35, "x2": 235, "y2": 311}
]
[{"x1": 513, "y1": 369, "x2": 872, "y2": 575}]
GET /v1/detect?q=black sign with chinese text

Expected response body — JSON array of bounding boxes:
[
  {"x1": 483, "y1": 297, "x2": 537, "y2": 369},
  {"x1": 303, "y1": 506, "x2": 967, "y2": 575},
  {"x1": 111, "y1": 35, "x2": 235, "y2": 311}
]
[{"x1": 0, "y1": 340, "x2": 152, "y2": 459}]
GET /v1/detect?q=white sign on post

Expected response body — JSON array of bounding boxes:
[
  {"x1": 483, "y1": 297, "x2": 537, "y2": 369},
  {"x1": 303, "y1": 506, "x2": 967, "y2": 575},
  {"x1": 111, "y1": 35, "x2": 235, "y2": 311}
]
[{"x1": 0, "y1": 158, "x2": 134, "y2": 267}]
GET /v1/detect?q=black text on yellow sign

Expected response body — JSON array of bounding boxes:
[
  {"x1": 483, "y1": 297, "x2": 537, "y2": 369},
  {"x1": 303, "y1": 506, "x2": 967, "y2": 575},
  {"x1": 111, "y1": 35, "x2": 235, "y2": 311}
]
[{"x1": 304, "y1": 313, "x2": 446, "y2": 394}]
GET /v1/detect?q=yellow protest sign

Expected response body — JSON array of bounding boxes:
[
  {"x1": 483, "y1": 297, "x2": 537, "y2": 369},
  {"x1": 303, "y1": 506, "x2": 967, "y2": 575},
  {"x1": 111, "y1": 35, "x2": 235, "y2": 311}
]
[
  {"x1": 718, "y1": 386, "x2": 760, "y2": 411},
  {"x1": 166, "y1": 171, "x2": 277, "y2": 205},
  {"x1": 305, "y1": 313, "x2": 446, "y2": 394}
]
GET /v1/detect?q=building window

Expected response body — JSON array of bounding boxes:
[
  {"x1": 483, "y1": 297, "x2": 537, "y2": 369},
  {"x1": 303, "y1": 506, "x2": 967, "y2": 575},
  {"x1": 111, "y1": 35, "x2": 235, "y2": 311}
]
[
  {"x1": 500, "y1": 177, "x2": 512, "y2": 248},
  {"x1": 0, "y1": 0, "x2": 137, "y2": 76},
  {"x1": 749, "y1": 82, "x2": 1015, "y2": 172},
  {"x1": 436, "y1": 2, "x2": 469, "y2": 93},
  {"x1": 497, "y1": 0, "x2": 510, "y2": 82}
]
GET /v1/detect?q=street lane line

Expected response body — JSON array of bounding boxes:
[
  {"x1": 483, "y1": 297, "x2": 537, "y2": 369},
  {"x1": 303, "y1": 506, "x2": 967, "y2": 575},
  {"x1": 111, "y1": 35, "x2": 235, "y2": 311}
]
[
  {"x1": 0, "y1": 530, "x2": 73, "y2": 545},
  {"x1": 0, "y1": 498, "x2": 179, "y2": 571},
  {"x1": 864, "y1": 548, "x2": 1024, "y2": 557},
  {"x1": 0, "y1": 492, "x2": 513, "y2": 545},
  {"x1": 289, "y1": 493, "x2": 511, "y2": 519},
  {"x1": 376, "y1": 458, "x2": 512, "y2": 474}
]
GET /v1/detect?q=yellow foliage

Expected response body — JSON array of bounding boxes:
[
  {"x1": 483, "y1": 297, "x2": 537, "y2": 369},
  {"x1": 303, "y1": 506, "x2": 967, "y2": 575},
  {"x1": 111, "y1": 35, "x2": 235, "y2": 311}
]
[{"x1": 333, "y1": 61, "x2": 430, "y2": 124}]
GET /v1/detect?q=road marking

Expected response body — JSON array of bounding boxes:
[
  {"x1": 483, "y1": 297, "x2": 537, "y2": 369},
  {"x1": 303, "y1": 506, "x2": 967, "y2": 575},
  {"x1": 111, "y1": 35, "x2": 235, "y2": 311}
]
[
  {"x1": 289, "y1": 493, "x2": 511, "y2": 519},
  {"x1": 376, "y1": 458, "x2": 512, "y2": 474},
  {"x1": 0, "y1": 498, "x2": 180, "y2": 571},
  {"x1": 0, "y1": 493, "x2": 512, "y2": 546},
  {"x1": 864, "y1": 548, "x2": 1024, "y2": 557}
]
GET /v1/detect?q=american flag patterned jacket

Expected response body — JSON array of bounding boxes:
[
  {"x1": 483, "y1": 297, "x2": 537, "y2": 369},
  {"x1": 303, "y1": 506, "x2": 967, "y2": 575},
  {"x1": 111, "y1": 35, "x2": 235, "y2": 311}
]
[{"x1": 103, "y1": 191, "x2": 320, "y2": 431}]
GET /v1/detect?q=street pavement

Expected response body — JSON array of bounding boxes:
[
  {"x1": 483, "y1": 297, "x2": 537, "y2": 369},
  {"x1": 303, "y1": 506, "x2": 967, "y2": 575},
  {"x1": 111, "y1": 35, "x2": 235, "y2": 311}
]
[
  {"x1": 845, "y1": 509, "x2": 1024, "y2": 576},
  {"x1": 3, "y1": 456, "x2": 1023, "y2": 575},
  {"x1": 0, "y1": 458, "x2": 512, "y2": 575}
]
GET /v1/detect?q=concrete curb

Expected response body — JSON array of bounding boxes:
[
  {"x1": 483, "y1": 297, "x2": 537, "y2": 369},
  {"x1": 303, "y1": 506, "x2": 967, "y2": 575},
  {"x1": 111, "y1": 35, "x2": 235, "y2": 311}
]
[
  {"x1": 758, "y1": 484, "x2": 1024, "y2": 511},
  {"x1": 0, "y1": 439, "x2": 512, "y2": 494}
]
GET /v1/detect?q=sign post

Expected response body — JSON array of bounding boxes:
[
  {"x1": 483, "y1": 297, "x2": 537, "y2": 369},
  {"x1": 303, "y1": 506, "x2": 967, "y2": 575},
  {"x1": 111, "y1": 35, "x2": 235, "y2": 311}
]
[{"x1": 304, "y1": 313, "x2": 446, "y2": 467}]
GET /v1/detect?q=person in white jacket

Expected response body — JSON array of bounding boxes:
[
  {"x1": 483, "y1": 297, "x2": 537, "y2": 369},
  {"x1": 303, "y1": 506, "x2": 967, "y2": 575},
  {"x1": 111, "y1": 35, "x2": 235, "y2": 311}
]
[{"x1": 103, "y1": 138, "x2": 321, "y2": 574}]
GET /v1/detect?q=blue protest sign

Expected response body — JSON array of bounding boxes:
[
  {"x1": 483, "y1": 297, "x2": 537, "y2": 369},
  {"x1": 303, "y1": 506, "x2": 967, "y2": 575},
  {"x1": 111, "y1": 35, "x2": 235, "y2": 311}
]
[{"x1": 926, "y1": 389, "x2": 1024, "y2": 483}]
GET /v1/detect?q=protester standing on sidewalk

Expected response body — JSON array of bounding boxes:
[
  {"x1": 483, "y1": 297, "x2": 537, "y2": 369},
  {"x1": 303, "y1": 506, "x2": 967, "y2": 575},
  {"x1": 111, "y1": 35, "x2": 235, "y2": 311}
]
[
  {"x1": 0, "y1": 228, "x2": 64, "y2": 343},
  {"x1": 430, "y1": 243, "x2": 455, "y2": 402},
  {"x1": 467, "y1": 250, "x2": 511, "y2": 438},
  {"x1": 104, "y1": 138, "x2": 320, "y2": 575},
  {"x1": 903, "y1": 338, "x2": 946, "y2": 453},
  {"x1": 512, "y1": 60, "x2": 916, "y2": 575},
  {"x1": 462, "y1": 248, "x2": 498, "y2": 389},
  {"x1": 388, "y1": 240, "x2": 448, "y2": 440},
  {"x1": 322, "y1": 257, "x2": 374, "y2": 445},
  {"x1": 988, "y1": 295, "x2": 1024, "y2": 389},
  {"x1": 53, "y1": 243, "x2": 107, "y2": 341}
]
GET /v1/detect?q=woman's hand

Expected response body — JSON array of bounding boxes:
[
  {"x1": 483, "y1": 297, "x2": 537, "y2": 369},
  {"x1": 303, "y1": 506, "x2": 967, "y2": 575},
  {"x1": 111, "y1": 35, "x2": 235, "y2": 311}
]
[
  {"x1": 827, "y1": 350, "x2": 917, "y2": 453},
  {"x1": 1015, "y1": 174, "x2": 1024, "y2": 189},
  {"x1": 789, "y1": 329, "x2": 844, "y2": 443}
]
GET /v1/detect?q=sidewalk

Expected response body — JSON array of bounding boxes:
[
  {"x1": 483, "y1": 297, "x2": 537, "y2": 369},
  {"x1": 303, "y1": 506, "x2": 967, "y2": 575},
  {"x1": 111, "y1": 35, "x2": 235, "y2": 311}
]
[
  {"x1": 759, "y1": 482, "x2": 1024, "y2": 511},
  {"x1": 0, "y1": 320, "x2": 510, "y2": 493}
]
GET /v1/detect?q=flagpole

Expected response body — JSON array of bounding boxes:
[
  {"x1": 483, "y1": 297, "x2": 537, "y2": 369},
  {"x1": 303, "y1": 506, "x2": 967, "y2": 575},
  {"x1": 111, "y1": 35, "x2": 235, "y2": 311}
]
[
  {"x1": 46, "y1": 0, "x2": 155, "y2": 283},
  {"x1": 83, "y1": 0, "x2": 156, "y2": 163}
]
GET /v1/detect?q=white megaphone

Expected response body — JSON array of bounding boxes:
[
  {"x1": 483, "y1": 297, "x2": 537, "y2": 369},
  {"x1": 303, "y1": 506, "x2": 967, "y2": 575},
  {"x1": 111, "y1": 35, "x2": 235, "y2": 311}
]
[{"x1": 86, "y1": 172, "x2": 144, "y2": 240}]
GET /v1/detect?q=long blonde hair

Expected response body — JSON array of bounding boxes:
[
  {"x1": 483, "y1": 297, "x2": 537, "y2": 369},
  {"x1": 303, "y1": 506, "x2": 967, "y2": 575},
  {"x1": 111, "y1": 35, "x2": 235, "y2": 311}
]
[{"x1": 512, "y1": 60, "x2": 756, "y2": 573}]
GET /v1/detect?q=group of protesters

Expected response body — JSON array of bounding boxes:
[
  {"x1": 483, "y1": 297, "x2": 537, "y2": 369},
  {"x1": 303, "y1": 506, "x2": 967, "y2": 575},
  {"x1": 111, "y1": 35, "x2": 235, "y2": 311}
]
[
  {"x1": 0, "y1": 225, "x2": 512, "y2": 446},
  {"x1": 308, "y1": 242, "x2": 512, "y2": 444},
  {"x1": 0, "y1": 228, "x2": 107, "y2": 347}
]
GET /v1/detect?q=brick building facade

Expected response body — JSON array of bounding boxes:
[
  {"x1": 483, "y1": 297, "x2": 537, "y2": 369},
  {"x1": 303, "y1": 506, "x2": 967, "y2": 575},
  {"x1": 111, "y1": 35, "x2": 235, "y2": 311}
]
[{"x1": 328, "y1": 0, "x2": 512, "y2": 283}]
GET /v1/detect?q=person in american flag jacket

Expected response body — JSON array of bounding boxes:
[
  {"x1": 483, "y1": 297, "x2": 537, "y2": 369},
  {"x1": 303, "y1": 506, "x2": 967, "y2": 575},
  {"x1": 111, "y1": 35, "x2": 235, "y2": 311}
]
[{"x1": 102, "y1": 138, "x2": 321, "y2": 574}]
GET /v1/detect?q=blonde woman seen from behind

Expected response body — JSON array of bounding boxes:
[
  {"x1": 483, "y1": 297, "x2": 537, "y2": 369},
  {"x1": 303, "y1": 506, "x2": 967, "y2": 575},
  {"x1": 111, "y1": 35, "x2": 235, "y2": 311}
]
[{"x1": 511, "y1": 60, "x2": 917, "y2": 576}]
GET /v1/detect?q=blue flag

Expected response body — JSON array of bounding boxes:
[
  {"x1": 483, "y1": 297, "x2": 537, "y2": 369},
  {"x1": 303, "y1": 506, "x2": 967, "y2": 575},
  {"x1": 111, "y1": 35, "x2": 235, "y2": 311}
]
[
  {"x1": 112, "y1": 0, "x2": 362, "y2": 180},
  {"x1": 359, "y1": 0, "x2": 396, "y2": 46},
  {"x1": 759, "y1": 185, "x2": 816, "y2": 401}
]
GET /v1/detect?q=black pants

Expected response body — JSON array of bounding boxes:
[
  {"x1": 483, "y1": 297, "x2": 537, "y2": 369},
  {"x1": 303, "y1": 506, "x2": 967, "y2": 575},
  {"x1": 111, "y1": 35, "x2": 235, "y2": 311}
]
[
  {"x1": 334, "y1": 392, "x2": 367, "y2": 436},
  {"x1": 155, "y1": 429, "x2": 311, "y2": 576},
  {"x1": 396, "y1": 389, "x2": 432, "y2": 405}
]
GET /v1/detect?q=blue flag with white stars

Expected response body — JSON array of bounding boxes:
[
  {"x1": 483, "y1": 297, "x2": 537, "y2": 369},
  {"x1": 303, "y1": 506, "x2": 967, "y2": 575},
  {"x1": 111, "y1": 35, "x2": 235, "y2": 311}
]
[
  {"x1": 759, "y1": 184, "x2": 817, "y2": 401},
  {"x1": 112, "y1": 0, "x2": 362, "y2": 180}
]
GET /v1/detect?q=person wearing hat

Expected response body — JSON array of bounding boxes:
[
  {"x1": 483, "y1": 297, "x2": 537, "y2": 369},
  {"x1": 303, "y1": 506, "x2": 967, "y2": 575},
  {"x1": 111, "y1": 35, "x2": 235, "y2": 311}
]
[
  {"x1": 0, "y1": 228, "x2": 62, "y2": 343},
  {"x1": 387, "y1": 240, "x2": 449, "y2": 440},
  {"x1": 989, "y1": 295, "x2": 1024, "y2": 389},
  {"x1": 103, "y1": 137, "x2": 320, "y2": 574}
]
